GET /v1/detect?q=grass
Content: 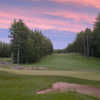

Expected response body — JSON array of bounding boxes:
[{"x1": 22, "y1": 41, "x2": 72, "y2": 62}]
[
  {"x1": 0, "y1": 58, "x2": 11, "y2": 62},
  {"x1": 26, "y1": 53, "x2": 100, "y2": 71},
  {"x1": 0, "y1": 54, "x2": 100, "y2": 99},
  {"x1": 0, "y1": 71, "x2": 100, "y2": 100},
  {"x1": 0, "y1": 68, "x2": 100, "y2": 81},
  {"x1": 2, "y1": 93, "x2": 99, "y2": 100},
  {"x1": 0, "y1": 58, "x2": 13, "y2": 68},
  {"x1": 1, "y1": 53, "x2": 100, "y2": 71}
]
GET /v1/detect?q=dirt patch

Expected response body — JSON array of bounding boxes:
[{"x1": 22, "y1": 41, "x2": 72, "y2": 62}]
[
  {"x1": 13, "y1": 66, "x2": 48, "y2": 70},
  {"x1": 37, "y1": 82, "x2": 100, "y2": 98},
  {"x1": 0, "y1": 62, "x2": 11, "y2": 65}
]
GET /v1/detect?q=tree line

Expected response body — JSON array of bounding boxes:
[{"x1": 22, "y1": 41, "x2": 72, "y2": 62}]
[
  {"x1": 0, "y1": 20, "x2": 53, "y2": 64},
  {"x1": 1, "y1": 14, "x2": 100, "y2": 61},
  {"x1": 0, "y1": 41, "x2": 11, "y2": 57},
  {"x1": 64, "y1": 13, "x2": 100, "y2": 57}
]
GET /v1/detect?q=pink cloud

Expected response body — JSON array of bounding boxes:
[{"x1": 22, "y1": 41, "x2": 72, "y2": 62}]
[
  {"x1": 0, "y1": 9, "x2": 93, "y2": 33},
  {"x1": 52, "y1": 0, "x2": 100, "y2": 8},
  {"x1": 44, "y1": 10, "x2": 95, "y2": 24}
]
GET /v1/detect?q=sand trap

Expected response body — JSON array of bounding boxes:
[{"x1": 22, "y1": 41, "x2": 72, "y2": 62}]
[{"x1": 37, "y1": 82, "x2": 100, "y2": 98}]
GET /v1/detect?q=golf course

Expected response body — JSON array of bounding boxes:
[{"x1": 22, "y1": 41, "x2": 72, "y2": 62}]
[
  {"x1": 1, "y1": 0, "x2": 100, "y2": 99},
  {"x1": 0, "y1": 53, "x2": 100, "y2": 100}
]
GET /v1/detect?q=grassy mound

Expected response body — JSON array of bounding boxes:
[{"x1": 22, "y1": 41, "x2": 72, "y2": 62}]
[{"x1": 0, "y1": 71, "x2": 100, "y2": 100}]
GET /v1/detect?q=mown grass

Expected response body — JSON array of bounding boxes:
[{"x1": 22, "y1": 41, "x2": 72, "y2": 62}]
[
  {"x1": 0, "y1": 71, "x2": 100, "y2": 100},
  {"x1": 0, "y1": 54, "x2": 100, "y2": 99},
  {"x1": 25, "y1": 53, "x2": 100, "y2": 71},
  {"x1": 0, "y1": 68, "x2": 100, "y2": 81},
  {"x1": 0, "y1": 58, "x2": 11, "y2": 62}
]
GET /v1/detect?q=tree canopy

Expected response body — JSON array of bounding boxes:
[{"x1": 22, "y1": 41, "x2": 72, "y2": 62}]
[{"x1": 9, "y1": 20, "x2": 53, "y2": 64}]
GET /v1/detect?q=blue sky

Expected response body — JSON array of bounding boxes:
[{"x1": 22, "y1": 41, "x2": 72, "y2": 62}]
[{"x1": 0, "y1": 0, "x2": 100, "y2": 49}]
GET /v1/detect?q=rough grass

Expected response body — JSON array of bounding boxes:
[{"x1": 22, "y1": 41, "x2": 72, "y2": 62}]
[
  {"x1": 0, "y1": 71, "x2": 100, "y2": 100},
  {"x1": 2, "y1": 93, "x2": 99, "y2": 100}
]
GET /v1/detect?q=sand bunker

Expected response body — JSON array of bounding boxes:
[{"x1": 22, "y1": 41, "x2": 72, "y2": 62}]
[{"x1": 37, "y1": 82, "x2": 100, "y2": 98}]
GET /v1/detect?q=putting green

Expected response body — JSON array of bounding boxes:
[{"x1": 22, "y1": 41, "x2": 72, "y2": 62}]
[{"x1": 0, "y1": 67, "x2": 100, "y2": 81}]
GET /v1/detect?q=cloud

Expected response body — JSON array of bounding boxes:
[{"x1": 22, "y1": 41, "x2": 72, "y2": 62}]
[
  {"x1": 52, "y1": 0, "x2": 100, "y2": 8},
  {"x1": 44, "y1": 10, "x2": 95, "y2": 23},
  {"x1": 0, "y1": 10, "x2": 92, "y2": 33},
  {"x1": 0, "y1": 2, "x2": 95, "y2": 33},
  {"x1": 0, "y1": 0, "x2": 99, "y2": 49}
]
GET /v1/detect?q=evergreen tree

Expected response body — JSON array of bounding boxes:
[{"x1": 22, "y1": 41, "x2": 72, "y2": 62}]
[{"x1": 9, "y1": 20, "x2": 53, "y2": 64}]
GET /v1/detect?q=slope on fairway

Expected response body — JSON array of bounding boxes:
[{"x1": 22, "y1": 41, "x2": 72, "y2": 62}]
[
  {"x1": 0, "y1": 68, "x2": 100, "y2": 81},
  {"x1": 31, "y1": 54, "x2": 100, "y2": 71}
]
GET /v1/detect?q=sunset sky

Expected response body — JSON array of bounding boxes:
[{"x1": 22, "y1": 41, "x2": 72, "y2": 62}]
[{"x1": 0, "y1": 0, "x2": 100, "y2": 49}]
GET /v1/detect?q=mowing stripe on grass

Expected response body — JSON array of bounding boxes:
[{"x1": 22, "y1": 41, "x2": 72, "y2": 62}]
[{"x1": 0, "y1": 68, "x2": 100, "y2": 81}]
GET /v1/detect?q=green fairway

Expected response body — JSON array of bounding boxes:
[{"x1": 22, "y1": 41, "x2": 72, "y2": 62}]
[
  {"x1": 0, "y1": 68, "x2": 100, "y2": 81},
  {"x1": 0, "y1": 53, "x2": 100, "y2": 81},
  {"x1": 29, "y1": 54, "x2": 100, "y2": 71},
  {"x1": 0, "y1": 54, "x2": 100, "y2": 100},
  {"x1": 0, "y1": 71, "x2": 100, "y2": 100}
]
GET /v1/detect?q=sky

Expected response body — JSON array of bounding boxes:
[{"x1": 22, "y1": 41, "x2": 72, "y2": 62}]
[{"x1": 0, "y1": 0, "x2": 100, "y2": 49}]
